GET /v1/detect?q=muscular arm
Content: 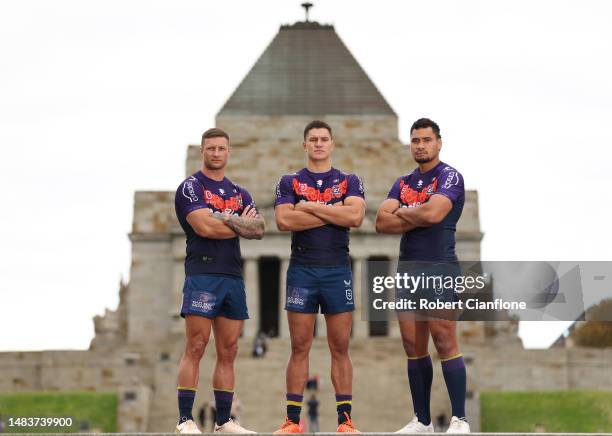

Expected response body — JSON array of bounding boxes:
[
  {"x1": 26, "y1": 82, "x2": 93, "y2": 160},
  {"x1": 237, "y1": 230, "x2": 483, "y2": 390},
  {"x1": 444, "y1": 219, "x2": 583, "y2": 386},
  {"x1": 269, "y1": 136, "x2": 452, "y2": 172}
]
[
  {"x1": 296, "y1": 196, "x2": 365, "y2": 228},
  {"x1": 375, "y1": 199, "x2": 417, "y2": 234},
  {"x1": 393, "y1": 194, "x2": 453, "y2": 227},
  {"x1": 186, "y1": 208, "x2": 237, "y2": 239},
  {"x1": 212, "y1": 205, "x2": 265, "y2": 240},
  {"x1": 275, "y1": 203, "x2": 327, "y2": 232}
]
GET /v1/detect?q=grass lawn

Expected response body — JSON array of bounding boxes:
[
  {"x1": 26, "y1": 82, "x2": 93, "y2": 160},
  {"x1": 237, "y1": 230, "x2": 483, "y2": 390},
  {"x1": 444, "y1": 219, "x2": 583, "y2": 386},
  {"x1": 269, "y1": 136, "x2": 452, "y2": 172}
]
[
  {"x1": 481, "y1": 390, "x2": 612, "y2": 433},
  {"x1": 0, "y1": 391, "x2": 117, "y2": 433}
]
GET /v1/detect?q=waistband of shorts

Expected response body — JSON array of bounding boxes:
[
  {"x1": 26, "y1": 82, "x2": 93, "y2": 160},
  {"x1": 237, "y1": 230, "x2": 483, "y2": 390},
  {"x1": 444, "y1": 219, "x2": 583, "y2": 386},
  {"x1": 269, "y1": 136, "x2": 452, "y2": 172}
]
[
  {"x1": 186, "y1": 272, "x2": 243, "y2": 280},
  {"x1": 399, "y1": 254, "x2": 459, "y2": 262},
  {"x1": 292, "y1": 244, "x2": 349, "y2": 253},
  {"x1": 288, "y1": 262, "x2": 351, "y2": 270}
]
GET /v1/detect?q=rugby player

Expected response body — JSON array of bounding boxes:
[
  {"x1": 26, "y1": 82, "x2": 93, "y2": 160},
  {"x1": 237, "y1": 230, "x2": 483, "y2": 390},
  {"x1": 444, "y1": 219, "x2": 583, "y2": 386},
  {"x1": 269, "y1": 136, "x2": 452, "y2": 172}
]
[
  {"x1": 273, "y1": 120, "x2": 366, "y2": 433},
  {"x1": 375, "y1": 118, "x2": 469, "y2": 433},
  {"x1": 174, "y1": 128, "x2": 265, "y2": 434}
]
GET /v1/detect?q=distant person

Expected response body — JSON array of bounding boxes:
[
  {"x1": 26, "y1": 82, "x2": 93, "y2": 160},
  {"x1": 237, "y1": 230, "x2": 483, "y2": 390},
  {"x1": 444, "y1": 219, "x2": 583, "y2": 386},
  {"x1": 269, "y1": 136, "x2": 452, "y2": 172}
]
[
  {"x1": 210, "y1": 398, "x2": 217, "y2": 433},
  {"x1": 174, "y1": 127, "x2": 265, "y2": 434},
  {"x1": 307, "y1": 394, "x2": 320, "y2": 433},
  {"x1": 436, "y1": 413, "x2": 448, "y2": 432},
  {"x1": 252, "y1": 331, "x2": 268, "y2": 358},
  {"x1": 197, "y1": 403, "x2": 207, "y2": 430},
  {"x1": 306, "y1": 374, "x2": 319, "y2": 392}
]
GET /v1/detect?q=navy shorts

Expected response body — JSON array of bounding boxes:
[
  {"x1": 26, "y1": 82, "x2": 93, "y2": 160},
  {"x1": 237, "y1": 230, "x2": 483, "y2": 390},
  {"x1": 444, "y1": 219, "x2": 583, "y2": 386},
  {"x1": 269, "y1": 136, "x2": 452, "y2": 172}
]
[
  {"x1": 180, "y1": 274, "x2": 249, "y2": 320},
  {"x1": 285, "y1": 265, "x2": 355, "y2": 314},
  {"x1": 395, "y1": 261, "x2": 461, "y2": 312}
]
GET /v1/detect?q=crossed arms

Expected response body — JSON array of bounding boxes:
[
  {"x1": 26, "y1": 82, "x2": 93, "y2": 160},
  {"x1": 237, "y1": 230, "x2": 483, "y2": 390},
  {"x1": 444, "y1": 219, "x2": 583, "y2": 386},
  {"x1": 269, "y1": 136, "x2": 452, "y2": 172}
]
[
  {"x1": 375, "y1": 194, "x2": 453, "y2": 234},
  {"x1": 186, "y1": 205, "x2": 265, "y2": 240},
  {"x1": 275, "y1": 196, "x2": 366, "y2": 231},
  {"x1": 186, "y1": 192, "x2": 446, "y2": 238}
]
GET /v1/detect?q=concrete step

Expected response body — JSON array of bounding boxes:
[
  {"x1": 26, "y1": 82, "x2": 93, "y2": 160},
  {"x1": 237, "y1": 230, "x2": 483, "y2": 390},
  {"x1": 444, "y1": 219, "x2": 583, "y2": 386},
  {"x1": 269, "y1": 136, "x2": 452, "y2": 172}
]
[{"x1": 146, "y1": 338, "x2": 479, "y2": 433}]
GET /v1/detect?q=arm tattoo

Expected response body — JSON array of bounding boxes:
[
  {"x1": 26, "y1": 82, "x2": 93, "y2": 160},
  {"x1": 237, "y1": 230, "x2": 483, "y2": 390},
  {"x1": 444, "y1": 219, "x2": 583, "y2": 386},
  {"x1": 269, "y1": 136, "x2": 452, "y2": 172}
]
[{"x1": 212, "y1": 212, "x2": 265, "y2": 240}]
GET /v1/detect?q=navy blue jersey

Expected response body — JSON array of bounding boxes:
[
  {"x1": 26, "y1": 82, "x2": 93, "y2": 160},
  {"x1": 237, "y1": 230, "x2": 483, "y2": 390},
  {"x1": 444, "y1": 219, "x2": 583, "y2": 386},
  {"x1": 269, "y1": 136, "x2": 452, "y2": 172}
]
[
  {"x1": 175, "y1": 171, "x2": 256, "y2": 277},
  {"x1": 387, "y1": 161, "x2": 464, "y2": 261},
  {"x1": 275, "y1": 167, "x2": 365, "y2": 267}
]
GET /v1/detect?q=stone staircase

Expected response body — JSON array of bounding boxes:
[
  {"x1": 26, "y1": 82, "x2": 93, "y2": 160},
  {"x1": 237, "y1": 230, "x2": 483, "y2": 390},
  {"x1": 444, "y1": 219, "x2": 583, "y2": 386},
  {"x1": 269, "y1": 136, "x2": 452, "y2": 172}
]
[{"x1": 146, "y1": 337, "x2": 476, "y2": 433}]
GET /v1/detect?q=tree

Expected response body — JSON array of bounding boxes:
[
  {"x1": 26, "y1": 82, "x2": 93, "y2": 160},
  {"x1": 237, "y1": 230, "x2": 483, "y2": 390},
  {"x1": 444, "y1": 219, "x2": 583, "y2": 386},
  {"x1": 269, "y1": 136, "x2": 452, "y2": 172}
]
[{"x1": 571, "y1": 298, "x2": 612, "y2": 347}]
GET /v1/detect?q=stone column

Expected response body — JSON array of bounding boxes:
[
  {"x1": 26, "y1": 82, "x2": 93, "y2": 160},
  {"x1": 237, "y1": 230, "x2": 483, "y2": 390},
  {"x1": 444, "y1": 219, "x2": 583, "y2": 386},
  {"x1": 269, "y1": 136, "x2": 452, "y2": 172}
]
[
  {"x1": 244, "y1": 257, "x2": 260, "y2": 338},
  {"x1": 352, "y1": 256, "x2": 369, "y2": 338},
  {"x1": 171, "y1": 237, "x2": 186, "y2": 334},
  {"x1": 170, "y1": 260, "x2": 185, "y2": 335},
  {"x1": 118, "y1": 385, "x2": 152, "y2": 432},
  {"x1": 278, "y1": 258, "x2": 290, "y2": 338},
  {"x1": 315, "y1": 313, "x2": 327, "y2": 338},
  {"x1": 388, "y1": 258, "x2": 401, "y2": 338}
]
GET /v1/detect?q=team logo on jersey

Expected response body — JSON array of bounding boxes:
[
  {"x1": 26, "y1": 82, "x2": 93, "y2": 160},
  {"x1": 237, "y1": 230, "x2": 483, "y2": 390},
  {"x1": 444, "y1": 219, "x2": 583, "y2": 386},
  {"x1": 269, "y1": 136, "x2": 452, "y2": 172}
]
[
  {"x1": 316, "y1": 179, "x2": 323, "y2": 187},
  {"x1": 296, "y1": 182, "x2": 309, "y2": 196},
  {"x1": 219, "y1": 188, "x2": 225, "y2": 195},
  {"x1": 427, "y1": 178, "x2": 436, "y2": 195},
  {"x1": 417, "y1": 180, "x2": 423, "y2": 188}
]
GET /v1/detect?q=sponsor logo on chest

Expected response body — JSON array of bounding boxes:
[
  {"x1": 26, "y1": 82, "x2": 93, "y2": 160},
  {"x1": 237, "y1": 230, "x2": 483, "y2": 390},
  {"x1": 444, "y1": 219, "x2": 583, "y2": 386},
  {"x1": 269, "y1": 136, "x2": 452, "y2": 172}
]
[
  {"x1": 204, "y1": 189, "x2": 244, "y2": 213},
  {"x1": 399, "y1": 177, "x2": 438, "y2": 207},
  {"x1": 292, "y1": 177, "x2": 348, "y2": 204}
]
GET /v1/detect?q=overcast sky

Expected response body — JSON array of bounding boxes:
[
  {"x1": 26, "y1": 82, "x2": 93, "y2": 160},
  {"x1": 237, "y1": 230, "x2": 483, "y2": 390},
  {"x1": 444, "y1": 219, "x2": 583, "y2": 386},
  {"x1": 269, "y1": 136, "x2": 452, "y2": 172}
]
[{"x1": 1, "y1": 0, "x2": 610, "y2": 351}]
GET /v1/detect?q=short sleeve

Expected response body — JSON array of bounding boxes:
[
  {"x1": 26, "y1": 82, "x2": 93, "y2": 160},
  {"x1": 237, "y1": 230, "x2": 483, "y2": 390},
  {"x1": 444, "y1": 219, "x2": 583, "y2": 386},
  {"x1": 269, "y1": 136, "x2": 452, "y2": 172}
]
[
  {"x1": 238, "y1": 187, "x2": 257, "y2": 213},
  {"x1": 345, "y1": 174, "x2": 365, "y2": 199},
  {"x1": 435, "y1": 169, "x2": 464, "y2": 204},
  {"x1": 175, "y1": 177, "x2": 207, "y2": 220},
  {"x1": 274, "y1": 175, "x2": 296, "y2": 207},
  {"x1": 386, "y1": 177, "x2": 403, "y2": 200}
]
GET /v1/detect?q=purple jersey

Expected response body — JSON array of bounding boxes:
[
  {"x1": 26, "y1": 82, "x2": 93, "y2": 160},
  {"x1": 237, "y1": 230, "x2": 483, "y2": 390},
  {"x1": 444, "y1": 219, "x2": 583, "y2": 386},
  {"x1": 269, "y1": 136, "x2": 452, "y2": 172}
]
[
  {"x1": 175, "y1": 171, "x2": 256, "y2": 277},
  {"x1": 387, "y1": 161, "x2": 464, "y2": 261},
  {"x1": 275, "y1": 167, "x2": 365, "y2": 266}
]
